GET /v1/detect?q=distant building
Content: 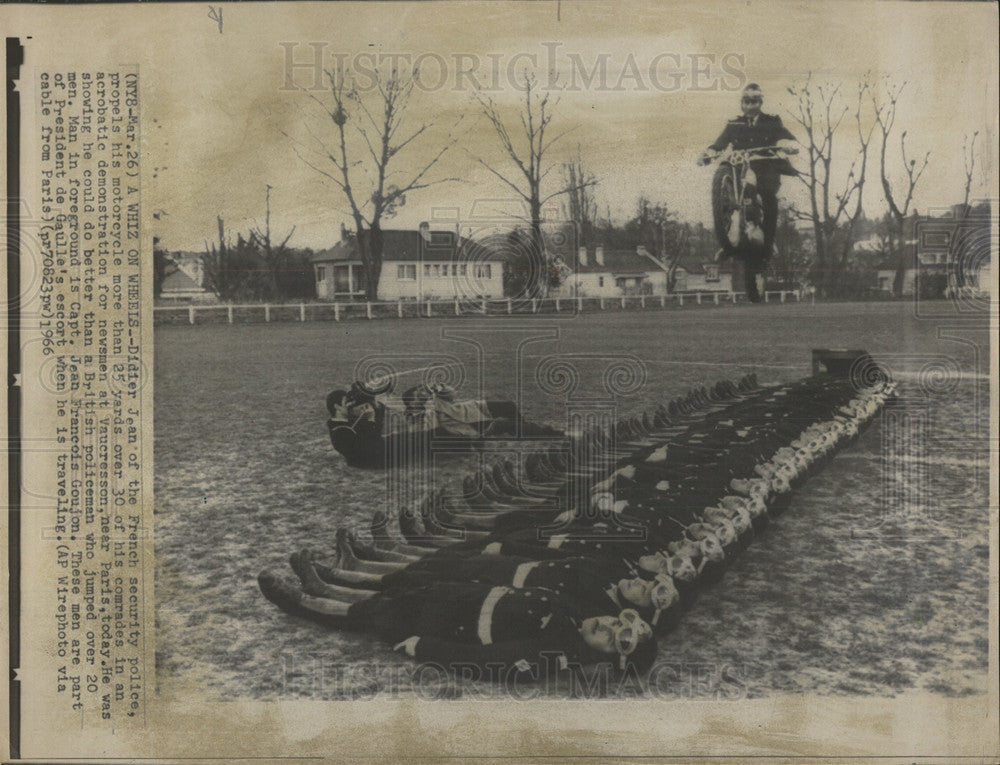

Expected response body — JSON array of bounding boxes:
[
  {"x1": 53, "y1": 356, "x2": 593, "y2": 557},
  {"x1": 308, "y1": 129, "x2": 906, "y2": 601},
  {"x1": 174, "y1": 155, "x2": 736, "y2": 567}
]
[
  {"x1": 553, "y1": 244, "x2": 733, "y2": 297},
  {"x1": 554, "y1": 245, "x2": 668, "y2": 297},
  {"x1": 855, "y1": 204, "x2": 991, "y2": 297},
  {"x1": 672, "y1": 250, "x2": 735, "y2": 294},
  {"x1": 310, "y1": 223, "x2": 504, "y2": 301},
  {"x1": 160, "y1": 251, "x2": 213, "y2": 301}
]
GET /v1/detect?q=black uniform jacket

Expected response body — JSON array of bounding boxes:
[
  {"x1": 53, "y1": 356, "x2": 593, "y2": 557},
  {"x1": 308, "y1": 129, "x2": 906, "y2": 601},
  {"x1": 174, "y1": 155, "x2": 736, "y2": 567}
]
[{"x1": 708, "y1": 113, "x2": 797, "y2": 177}]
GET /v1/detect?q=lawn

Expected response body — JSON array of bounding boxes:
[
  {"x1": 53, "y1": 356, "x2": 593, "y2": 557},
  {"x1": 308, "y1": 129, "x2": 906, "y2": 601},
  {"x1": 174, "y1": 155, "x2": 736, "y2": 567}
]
[{"x1": 153, "y1": 301, "x2": 990, "y2": 700}]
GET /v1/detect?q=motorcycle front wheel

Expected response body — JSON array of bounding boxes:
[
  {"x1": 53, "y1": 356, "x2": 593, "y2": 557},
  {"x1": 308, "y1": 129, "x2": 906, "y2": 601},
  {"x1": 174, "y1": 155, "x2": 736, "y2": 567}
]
[{"x1": 711, "y1": 164, "x2": 740, "y2": 258}]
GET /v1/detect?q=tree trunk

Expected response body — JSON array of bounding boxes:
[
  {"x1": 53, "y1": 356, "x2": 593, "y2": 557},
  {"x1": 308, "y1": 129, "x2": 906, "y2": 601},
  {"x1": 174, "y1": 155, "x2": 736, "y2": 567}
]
[
  {"x1": 888, "y1": 215, "x2": 906, "y2": 298},
  {"x1": 367, "y1": 223, "x2": 384, "y2": 301},
  {"x1": 891, "y1": 244, "x2": 905, "y2": 298},
  {"x1": 529, "y1": 197, "x2": 544, "y2": 298},
  {"x1": 812, "y1": 220, "x2": 827, "y2": 298}
]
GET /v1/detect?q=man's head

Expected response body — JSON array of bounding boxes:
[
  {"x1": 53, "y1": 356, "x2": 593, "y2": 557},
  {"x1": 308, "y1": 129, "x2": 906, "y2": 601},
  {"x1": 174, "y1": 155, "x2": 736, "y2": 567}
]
[
  {"x1": 326, "y1": 390, "x2": 350, "y2": 421},
  {"x1": 580, "y1": 609, "x2": 653, "y2": 656},
  {"x1": 741, "y1": 83, "x2": 763, "y2": 118},
  {"x1": 637, "y1": 550, "x2": 698, "y2": 582},
  {"x1": 348, "y1": 382, "x2": 377, "y2": 407}
]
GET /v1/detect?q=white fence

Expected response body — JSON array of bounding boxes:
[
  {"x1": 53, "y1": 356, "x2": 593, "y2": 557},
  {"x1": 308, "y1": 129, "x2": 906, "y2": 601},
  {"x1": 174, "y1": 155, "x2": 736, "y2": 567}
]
[{"x1": 153, "y1": 290, "x2": 802, "y2": 326}]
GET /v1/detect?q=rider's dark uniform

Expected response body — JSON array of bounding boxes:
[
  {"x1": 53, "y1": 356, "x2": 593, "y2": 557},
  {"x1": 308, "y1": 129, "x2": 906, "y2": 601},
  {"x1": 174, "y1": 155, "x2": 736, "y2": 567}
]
[{"x1": 708, "y1": 113, "x2": 797, "y2": 256}]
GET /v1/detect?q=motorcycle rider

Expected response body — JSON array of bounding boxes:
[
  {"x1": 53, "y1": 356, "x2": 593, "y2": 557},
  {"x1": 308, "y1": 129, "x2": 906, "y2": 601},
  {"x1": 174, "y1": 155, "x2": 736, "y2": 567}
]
[{"x1": 699, "y1": 83, "x2": 798, "y2": 260}]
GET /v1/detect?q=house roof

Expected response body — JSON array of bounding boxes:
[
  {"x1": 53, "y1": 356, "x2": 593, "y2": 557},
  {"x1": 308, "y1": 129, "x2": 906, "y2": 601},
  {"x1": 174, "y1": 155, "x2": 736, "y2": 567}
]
[
  {"x1": 561, "y1": 247, "x2": 669, "y2": 275},
  {"x1": 674, "y1": 250, "x2": 731, "y2": 275},
  {"x1": 160, "y1": 251, "x2": 208, "y2": 293},
  {"x1": 559, "y1": 245, "x2": 737, "y2": 276},
  {"x1": 169, "y1": 251, "x2": 205, "y2": 266},
  {"x1": 310, "y1": 229, "x2": 503, "y2": 264},
  {"x1": 161, "y1": 268, "x2": 203, "y2": 293}
]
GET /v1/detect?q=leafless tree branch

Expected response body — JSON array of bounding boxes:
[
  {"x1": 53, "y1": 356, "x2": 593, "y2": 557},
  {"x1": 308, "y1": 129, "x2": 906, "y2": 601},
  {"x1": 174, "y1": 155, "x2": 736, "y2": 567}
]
[{"x1": 287, "y1": 64, "x2": 458, "y2": 298}]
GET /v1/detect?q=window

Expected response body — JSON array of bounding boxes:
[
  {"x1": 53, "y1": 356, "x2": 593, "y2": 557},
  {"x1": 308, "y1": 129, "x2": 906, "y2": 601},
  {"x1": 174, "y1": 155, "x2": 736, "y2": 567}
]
[
  {"x1": 485, "y1": 264, "x2": 492, "y2": 279},
  {"x1": 433, "y1": 264, "x2": 441, "y2": 277},
  {"x1": 397, "y1": 264, "x2": 416, "y2": 280},
  {"x1": 316, "y1": 266, "x2": 326, "y2": 281},
  {"x1": 442, "y1": 264, "x2": 449, "y2": 277},
  {"x1": 397, "y1": 265, "x2": 406, "y2": 280},
  {"x1": 460, "y1": 264, "x2": 467, "y2": 277},
  {"x1": 406, "y1": 264, "x2": 416, "y2": 280},
  {"x1": 706, "y1": 265, "x2": 720, "y2": 282},
  {"x1": 424, "y1": 264, "x2": 431, "y2": 277},
  {"x1": 598, "y1": 276, "x2": 604, "y2": 287}
]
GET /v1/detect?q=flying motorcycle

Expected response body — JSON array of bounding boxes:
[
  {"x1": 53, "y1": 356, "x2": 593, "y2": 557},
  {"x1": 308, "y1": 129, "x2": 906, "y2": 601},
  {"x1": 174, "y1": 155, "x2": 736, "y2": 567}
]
[{"x1": 704, "y1": 144, "x2": 798, "y2": 303}]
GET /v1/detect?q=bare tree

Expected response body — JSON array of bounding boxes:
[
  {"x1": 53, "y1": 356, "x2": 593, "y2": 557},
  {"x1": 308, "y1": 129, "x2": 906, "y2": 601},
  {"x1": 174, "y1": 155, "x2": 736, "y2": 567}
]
[
  {"x1": 289, "y1": 66, "x2": 460, "y2": 300},
  {"x1": 769, "y1": 205, "x2": 812, "y2": 289},
  {"x1": 249, "y1": 184, "x2": 296, "y2": 298},
  {"x1": 561, "y1": 147, "x2": 599, "y2": 247},
  {"x1": 872, "y1": 79, "x2": 930, "y2": 297},
  {"x1": 203, "y1": 216, "x2": 269, "y2": 302},
  {"x1": 473, "y1": 73, "x2": 597, "y2": 296},
  {"x1": 786, "y1": 75, "x2": 876, "y2": 297},
  {"x1": 152, "y1": 236, "x2": 178, "y2": 300},
  {"x1": 962, "y1": 130, "x2": 980, "y2": 211},
  {"x1": 661, "y1": 221, "x2": 689, "y2": 294}
]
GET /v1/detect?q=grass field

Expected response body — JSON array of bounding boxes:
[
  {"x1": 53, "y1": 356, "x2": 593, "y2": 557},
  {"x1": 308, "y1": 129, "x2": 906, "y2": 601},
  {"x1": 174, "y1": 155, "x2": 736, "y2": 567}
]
[{"x1": 153, "y1": 301, "x2": 990, "y2": 700}]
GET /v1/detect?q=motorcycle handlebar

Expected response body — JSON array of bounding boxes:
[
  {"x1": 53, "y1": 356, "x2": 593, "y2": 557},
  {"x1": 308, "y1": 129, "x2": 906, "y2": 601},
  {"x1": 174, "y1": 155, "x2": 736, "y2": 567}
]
[{"x1": 699, "y1": 145, "x2": 798, "y2": 165}]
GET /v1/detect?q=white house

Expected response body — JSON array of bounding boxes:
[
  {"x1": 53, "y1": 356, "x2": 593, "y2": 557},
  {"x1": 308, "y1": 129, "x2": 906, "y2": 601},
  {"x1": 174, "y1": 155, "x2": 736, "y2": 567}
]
[
  {"x1": 671, "y1": 252, "x2": 734, "y2": 293},
  {"x1": 160, "y1": 251, "x2": 214, "y2": 301},
  {"x1": 852, "y1": 206, "x2": 993, "y2": 297},
  {"x1": 854, "y1": 232, "x2": 919, "y2": 295},
  {"x1": 555, "y1": 245, "x2": 671, "y2": 298},
  {"x1": 874, "y1": 267, "x2": 917, "y2": 296},
  {"x1": 311, "y1": 223, "x2": 505, "y2": 301},
  {"x1": 554, "y1": 245, "x2": 733, "y2": 297}
]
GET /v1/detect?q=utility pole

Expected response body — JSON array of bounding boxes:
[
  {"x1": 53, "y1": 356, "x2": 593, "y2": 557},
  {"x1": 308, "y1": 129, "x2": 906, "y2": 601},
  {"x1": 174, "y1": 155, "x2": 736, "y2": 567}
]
[{"x1": 265, "y1": 183, "x2": 273, "y2": 249}]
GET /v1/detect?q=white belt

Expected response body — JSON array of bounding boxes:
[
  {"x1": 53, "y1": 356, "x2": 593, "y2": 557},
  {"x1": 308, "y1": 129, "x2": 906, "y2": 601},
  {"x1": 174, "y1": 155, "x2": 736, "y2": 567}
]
[
  {"x1": 511, "y1": 561, "x2": 541, "y2": 589},
  {"x1": 477, "y1": 586, "x2": 508, "y2": 645}
]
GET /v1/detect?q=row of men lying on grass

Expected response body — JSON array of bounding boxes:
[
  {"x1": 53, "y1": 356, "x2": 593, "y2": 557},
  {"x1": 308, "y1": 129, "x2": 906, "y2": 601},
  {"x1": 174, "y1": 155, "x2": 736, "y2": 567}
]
[{"x1": 260, "y1": 373, "x2": 892, "y2": 680}]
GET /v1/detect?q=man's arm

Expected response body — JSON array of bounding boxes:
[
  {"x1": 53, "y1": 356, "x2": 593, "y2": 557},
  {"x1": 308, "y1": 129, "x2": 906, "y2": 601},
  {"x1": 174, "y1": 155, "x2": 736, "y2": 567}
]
[
  {"x1": 396, "y1": 634, "x2": 566, "y2": 676},
  {"x1": 707, "y1": 123, "x2": 735, "y2": 153},
  {"x1": 770, "y1": 115, "x2": 797, "y2": 144}
]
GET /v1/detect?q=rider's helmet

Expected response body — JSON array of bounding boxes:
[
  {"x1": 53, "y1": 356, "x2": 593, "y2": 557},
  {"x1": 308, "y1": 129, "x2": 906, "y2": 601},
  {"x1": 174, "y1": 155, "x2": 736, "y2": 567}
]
[{"x1": 741, "y1": 83, "x2": 764, "y2": 115}]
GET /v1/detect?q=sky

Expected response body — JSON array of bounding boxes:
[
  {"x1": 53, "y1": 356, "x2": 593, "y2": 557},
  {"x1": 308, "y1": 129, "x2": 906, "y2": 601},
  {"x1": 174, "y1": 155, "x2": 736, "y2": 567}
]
[{"x1": 7, "y1": 1, "x2": 997, "y2": 251}]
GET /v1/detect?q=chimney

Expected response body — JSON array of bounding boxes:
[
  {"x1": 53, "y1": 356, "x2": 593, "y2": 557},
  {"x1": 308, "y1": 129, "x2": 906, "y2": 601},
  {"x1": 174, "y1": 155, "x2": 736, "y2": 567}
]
[
  {"x1": 578, "y1": 245, "x2": 588, "y2": 266},
  {"x1": 419, "y1": 221, "x2": 431, "y2": 243},
  {"x1": 340, "y1": 222, "x2": 348, "y2": 242},
  {"x1": 595, "y1": 245, "x2": 605, "y2": 266}
]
